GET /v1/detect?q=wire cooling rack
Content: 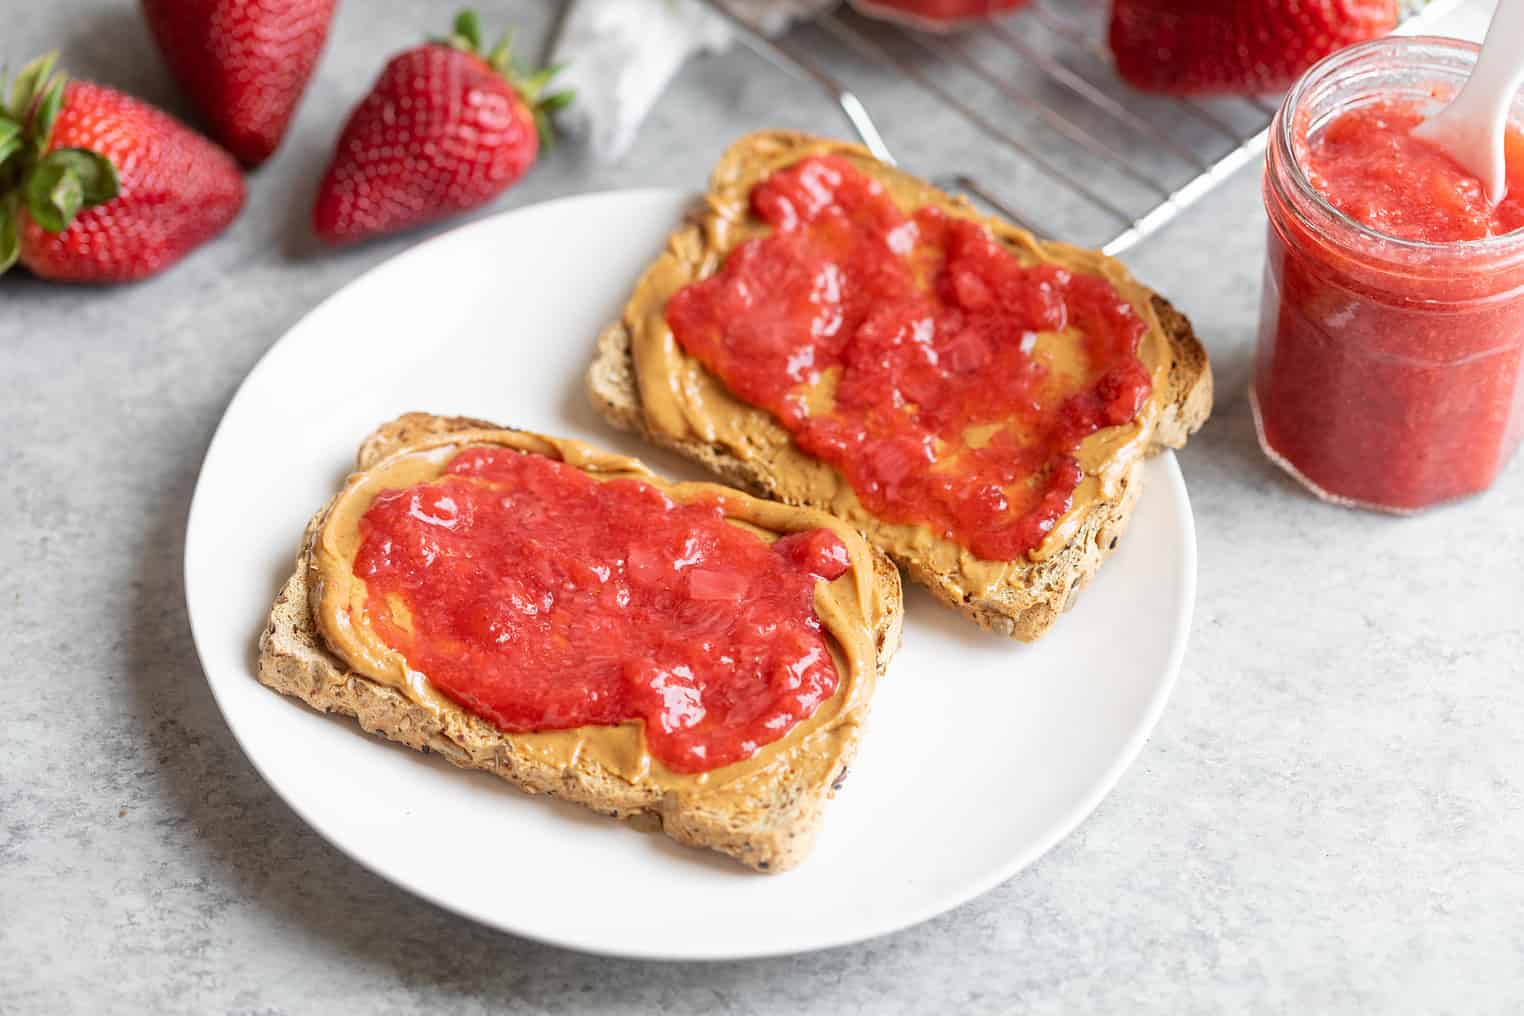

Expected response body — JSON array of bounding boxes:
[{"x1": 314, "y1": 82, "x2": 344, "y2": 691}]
[{"x1": 704, "y1": 0, "x2": 1465, "y2": 254}]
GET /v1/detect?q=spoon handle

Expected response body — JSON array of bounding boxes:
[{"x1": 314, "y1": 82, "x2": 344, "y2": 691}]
[
  {"x1": 1470, "y1": 0, "x2": 1524, "y2": 119},
  {"x1": 1467, "y1": 0, "x2": 1524, "y2": 193},
  {"x1": 1413, "y1": 0, "x2": 1524, "y2": 205}
]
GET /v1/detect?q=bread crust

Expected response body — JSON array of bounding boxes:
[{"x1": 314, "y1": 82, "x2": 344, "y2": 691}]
[
  {"x1": 257, "y1": 412, "x2": 904, "y2": 872},
  {"x1": 587, "y1": 131, "x2": 1213, "y2": 641}
]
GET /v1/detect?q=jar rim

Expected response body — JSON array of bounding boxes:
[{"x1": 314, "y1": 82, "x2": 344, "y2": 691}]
[{"x1": 1275, "y1": 34, "x2": 1524, "y2": 259}]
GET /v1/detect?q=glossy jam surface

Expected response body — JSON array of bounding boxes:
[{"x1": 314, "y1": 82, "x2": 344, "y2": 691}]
[
  {"x1": 353, "y1": 447, "x2": 851, "y2": 773},
  {"x1": 666, "y1": 156, "x2": 1152, "y2": 560},
  {"x1": 1254, "y1": 99, "x2": 1524, "y2": 511},
  {"x1": 1305, "y1": 101, "x2": 1524, "y2": 243}
]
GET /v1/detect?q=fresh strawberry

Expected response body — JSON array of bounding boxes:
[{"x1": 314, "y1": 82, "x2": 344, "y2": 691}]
[
  {"x1": 851, "y1": 0, "x2": 1029, "y2": 28},
  {"x1": 1109, "y1": 0, "x2": 1398, "y2": 95},
  {"x1": 0, "y1": 53, "x2": 244, "y2": 283},
  {"x1": 312, "y1": 9, "x2": 572, "y2": 246},
  {"x1": 141, "y1": 0, "x2": 338, "y2": 167}
]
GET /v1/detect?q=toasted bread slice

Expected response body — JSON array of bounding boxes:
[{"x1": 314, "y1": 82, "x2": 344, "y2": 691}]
[
  {"x1": 257, "y1": 413, "x2": 903, "y2": 872},
  {"x1": 588, "y1": 131, "x2": 1212, "y2": 641}
]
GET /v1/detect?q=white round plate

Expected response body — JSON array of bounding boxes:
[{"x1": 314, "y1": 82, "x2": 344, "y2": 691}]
[{"x1": 185, "y1": 189, "x2": 1196, "y2": 961}]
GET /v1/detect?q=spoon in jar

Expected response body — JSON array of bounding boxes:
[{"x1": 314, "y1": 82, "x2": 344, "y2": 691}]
[{"x1": 1412, "y1": 0, "x2": 1524, "y2": 206}]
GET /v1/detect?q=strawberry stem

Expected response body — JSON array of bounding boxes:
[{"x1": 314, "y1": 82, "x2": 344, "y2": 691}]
[
  {"x1": 0, "y1": 53, "x2": 121, "y2": 272},
  {"x1": 432, "y1": 10, "x2": 574, "y2": 151}
]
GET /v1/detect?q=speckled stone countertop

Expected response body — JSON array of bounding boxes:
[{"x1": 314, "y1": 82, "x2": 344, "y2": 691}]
[{"x1": 4, "y1": 1, "x2": 1521, "y2": 1012}]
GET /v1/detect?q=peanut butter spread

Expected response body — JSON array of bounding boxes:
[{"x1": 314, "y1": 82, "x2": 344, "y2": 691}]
[
  {"x1": 310, "y1": 428, "x2": 886, "y2": 797},
  {"x1": 621, "y1": 134, "x2": 1172, "y2": 602}
]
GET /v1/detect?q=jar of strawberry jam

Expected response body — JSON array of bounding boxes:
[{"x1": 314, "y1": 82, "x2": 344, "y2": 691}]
[{"x1": 1253, "y1": 37, "x2": 1524, "y2": 512}]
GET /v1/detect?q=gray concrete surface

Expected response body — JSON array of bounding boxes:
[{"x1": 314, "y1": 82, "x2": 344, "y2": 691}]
[{"x1": 3, "y1": 1, "x2": 1521, "y2": 1012}]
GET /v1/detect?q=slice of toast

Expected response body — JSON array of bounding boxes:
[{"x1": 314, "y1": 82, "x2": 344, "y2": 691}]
[
  {"x1": 257, "y1": 412, "x2": 903, "y2": 872},
  {"x1": 588, "y1": 131, "x2": 1212, "y2": 641}
]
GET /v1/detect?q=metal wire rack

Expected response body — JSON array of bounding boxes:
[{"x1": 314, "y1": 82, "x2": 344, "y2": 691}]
[{"x1": 704, "y1": 0, "x2": 1465, "y2": 255}]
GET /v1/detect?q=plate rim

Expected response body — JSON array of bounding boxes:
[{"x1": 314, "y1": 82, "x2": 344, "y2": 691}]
[{"x1": 183, "y1": 188, "x2": 1198, "y2": 961}]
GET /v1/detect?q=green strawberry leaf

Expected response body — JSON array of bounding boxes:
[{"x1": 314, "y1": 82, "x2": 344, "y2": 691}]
[
  {"x1": 518, "y1": 64, "x2": 565, "y2": 101},
  {"x1": 533, "y1": 107, "x2": 568, "y2": 154},
  {"x1": 25, "y1": 162, "x2": 81, "y2": 233},
  {"x1": 41, "y1": 148, "x2": 118, "y2": 205},
  {"x1": 539, "y1": 89, "x2": 575, "y2": 114},
  {"x1": 532, "y1": 86, "x2": 574, "y2": 153},
  {"x1": 8, "y1": 51, "x2": 58, "y2": 121},
  {"x1": 487, "y1": 32, "x2": 514, "y2": 74},
  {"x1": 32, "y1": 75, "x2": 65, "y2": 150},
  {"x1": 0, "y1": 116, "x2": 21, "y2": 172},
  {"x1": 451, "y1": 10, "x2": 483, "y2": 53},
  {"x1": 0, "y1": 198, "x2": 19, "y2": 274},
  {"x1": 21, "y1": 148, "x2": 116, "y2": 233}
]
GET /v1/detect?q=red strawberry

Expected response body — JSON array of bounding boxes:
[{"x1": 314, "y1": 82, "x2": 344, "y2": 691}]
[
  {"x1": 851, "y1": 0, "x2": 1030, "y2": 29},
  {"x1": 1109, "y1": 0, "x2": 1398, "y2": 95},
  {"x1": 0, "y1": 54, "x2": 244, "y2": 283},
  {"x1": 141, "y1": 0, "x2": 338, "y2": 168},
  {"x1": 312, "y1": 9, "x2": 572, "y2": 246}
]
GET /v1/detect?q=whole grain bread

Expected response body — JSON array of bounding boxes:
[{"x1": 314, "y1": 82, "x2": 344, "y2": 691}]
[
  {"x1": 588, "y1": 131, "x2": 1213, "y2": 641},
  {"x1": 257, "y1": 413, "x2": 903, "y2": 872}
]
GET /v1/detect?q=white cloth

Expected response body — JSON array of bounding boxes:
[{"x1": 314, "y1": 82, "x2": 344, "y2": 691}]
[{"x1": 551, "y1": 0, "x2": 836, "y2": 162}]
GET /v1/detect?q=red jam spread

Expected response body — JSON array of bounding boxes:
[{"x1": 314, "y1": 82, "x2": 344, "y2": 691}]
[
  {"x1": 1255, "y1": 95, "x2": 1524, "y2": 511},
  {"x1": 666, "y1": 155, "x2": 1153, "y2": 560},
  {"x1": 351, "y1": 447, "x2": 851, "y2": 773},
  {"x1": 1305, "y1": 102, "x2": 1524, "y2": 242}
]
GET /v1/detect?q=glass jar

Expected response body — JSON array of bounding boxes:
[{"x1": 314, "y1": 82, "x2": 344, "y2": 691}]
[{"x1": 1252, "y1": 36, "x2": 1524, "y2": 512}]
